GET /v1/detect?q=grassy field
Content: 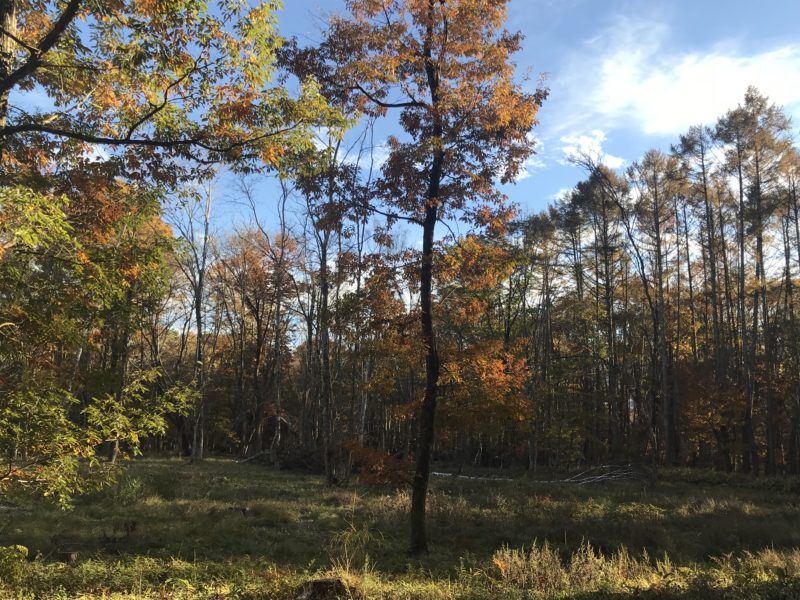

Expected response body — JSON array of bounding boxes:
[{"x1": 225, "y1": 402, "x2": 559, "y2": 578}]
[{"x1": 2, "y1": 459, "x2": 800, "y2": 599}]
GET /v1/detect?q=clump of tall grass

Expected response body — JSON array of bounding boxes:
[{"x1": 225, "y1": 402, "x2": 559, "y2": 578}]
[
  {"x1": 492, "y1": 541, "x2": 672, "y2": 595},
  {"x1": 492, "y1": 540, "x2": 567, "y2": 594},
  {"x1": 492, "y1": 540, "x2": 659, "y2": 594},
  {"x1": 492, "y1": 541, "x2": 800, "y2": 597}
]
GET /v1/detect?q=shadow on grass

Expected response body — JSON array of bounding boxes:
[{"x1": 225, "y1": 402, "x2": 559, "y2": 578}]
[
  {"x1": 2, "y1": 459, "x2": 800, "y2": 578},
  {"x1": 420, "y1": 475, "x2": 800, "y2": 563},
  {"x1": 564, "y1": 579, "x2": 800, "y2": 599}
]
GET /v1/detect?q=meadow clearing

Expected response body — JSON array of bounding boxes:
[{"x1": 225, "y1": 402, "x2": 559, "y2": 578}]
[{"x1": 2, "y1": 460, "x2": 800, "y2": 599}]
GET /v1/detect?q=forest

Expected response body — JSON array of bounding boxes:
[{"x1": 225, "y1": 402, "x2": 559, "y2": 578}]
[{"x1": 2, "y1": 0, "x2": 800, "y2": 598}]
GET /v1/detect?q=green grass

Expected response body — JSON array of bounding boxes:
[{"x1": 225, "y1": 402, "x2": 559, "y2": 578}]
[{"x1": 1, "y1": 459, "x2": 800, "y2": 598}]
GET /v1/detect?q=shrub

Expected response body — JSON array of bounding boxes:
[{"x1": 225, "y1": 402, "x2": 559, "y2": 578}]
[
  {"x1": 492, "y1": 541, "x2": 567, "y2": 594},
  {"x1": 112, "y1": 475, "x2": 146, "y2": 506},
  {"x1": 346, "y1": 442, "x2": 412, "y2": 488},
  {"x1": 0, "y1": 545, "x2": 28, "y2": 587}
]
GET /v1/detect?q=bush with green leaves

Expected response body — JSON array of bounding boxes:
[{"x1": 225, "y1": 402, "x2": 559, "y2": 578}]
[{"x1": 0, "y1": 545, "x2": 28, "y2": 588}]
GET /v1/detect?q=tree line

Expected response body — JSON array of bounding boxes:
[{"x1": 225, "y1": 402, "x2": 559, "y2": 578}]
[{"x1": 123, "y1": 86, "x2": 800, "y2": 483}]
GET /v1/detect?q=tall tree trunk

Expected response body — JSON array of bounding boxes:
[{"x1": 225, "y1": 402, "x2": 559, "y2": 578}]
[
  {"x1": 410, "y1": 5, "x2": 443, "y2": 554},
  {"x1": 651, "y1": 169, "x2": 674, "y2": 465},
  {"x1": 734, "y1": 143, "x2": 755, "y2": 474},
  {"x1": 320, "y1": 232, "x2": 333, "y2": 485},
  {"x1": 701, "y1": 165, "x2": 723, "y2": 379},
  {"x1": 752, "y1": 153, "x2": 776, "y2": 475},
  {"x1": 683, "y1": 204, "x2": 699, "y2": 365},
  {"x1": 600, "y1": 198, "x2": 619, "y2": 453},
  {"x1": 189, "y1": 185, "x2": 211, "y2": 463},
  {"x1": 410, "y1": 184, "x2": 441, "y2": 554},
  {"x1": 270, "y1": 189, "x2": 289, "y2": 465},
  {"x1": 191, "y1": 274, "x2": 205, "y2": 462},
  {"x1": 790, "y1": 183, "x2": 800, "y2": 472},
  {"x1": 109, "y1": 289, "x2": 133, "y2": 463},
  {"x1": 717, "y1": 192, "x2": 736, "y2": 359}
]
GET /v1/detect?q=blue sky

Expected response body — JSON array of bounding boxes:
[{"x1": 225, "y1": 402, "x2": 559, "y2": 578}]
[
  {"x1": 16, "y1": 1, "x2": 800, "y2": 235},
  {"x1": 271, "y1": 0, "x2": 800, "y2": 220}
]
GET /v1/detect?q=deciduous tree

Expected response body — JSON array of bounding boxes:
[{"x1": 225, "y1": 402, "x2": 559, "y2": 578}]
[{"x1": 324, "y1": 0, "x2": 546, "y2": 552}]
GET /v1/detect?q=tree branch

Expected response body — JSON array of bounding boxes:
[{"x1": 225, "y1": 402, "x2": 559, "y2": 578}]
[
  {"x1": 0, "y1": 0, "x2": 83, "y2": 96},
  {"x1": 124, "y1": 61, "x2": 200, "y2": 140},
  {"x1": 351, "y1": 82, "x2": 427, "y2": 110},
  {"x1": 1, "y1": 121, "x2": 300, "y2": 155}
]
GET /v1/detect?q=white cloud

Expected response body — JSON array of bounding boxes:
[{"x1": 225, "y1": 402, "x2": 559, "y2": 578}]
[
  {"x1": 312, "y1": 132, "x2": 329, "y2": 152},
  {"x1": 516, "y1": 155, "x2": 546, "y2": 181},
  {"x1": 560, "y1": 129, "x2": 626, "y2": 169},
  {"x1": 368, "y1": 142, "x2": 391, "y2": 169},
  {"x1": 312, "y1": 128, "x2": 392, "y2": 172},
  {"x1": 550, "y1": 188, "x2": 573, "y2": 201},
  {"x1": 515, "y1": 135, "x2": 547, "y2": 181},
  {"x1": 339, "y1": 140, "x2": 391, "y2": 172},
  {"x1": 551, "y1": 187, "x2": 571, "y2": 201},
  {"x1": 556, "y1": 16, "x2": 800, "y2": 136}
]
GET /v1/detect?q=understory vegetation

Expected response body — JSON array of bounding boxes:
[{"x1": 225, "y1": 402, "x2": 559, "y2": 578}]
[{"x1": 1, "y1": 460, "x2": 800, "y2": 599}]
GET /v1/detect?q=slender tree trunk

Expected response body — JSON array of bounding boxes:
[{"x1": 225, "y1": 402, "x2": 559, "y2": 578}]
[
  {"x1": 270, "y1": 190, "x2": 289, "y2": 465},
  {"x1": 733, "y1": 144, "x2": 755, "y2": 474},
  {"x1": 320, "y1": 233, "x2": 334, "y2": 485},
  {"x1": 192, "y1": 276, "x2": 205, "y2": 462},
  {"x1": 790, "y1": 184, "x2": 800, "y2": 472},
  {"x1": 410, "y1": 190, "x2": 441, "y2": 554},
  {"x1": 109, "y1": 290, "x2": 133, "y2": 463},
  {"x1": 751, "y1": 154, "x2": 776, "y2": 475},
  {"x1": 683, "y1": 204, "x2": 699, "y2": 364},
  {"x1": 651, "y1": 171, "x2": 674, "y2": 465},
  {"x1": 189, "y1": 185, "x2": 211, "y2": 463},
  {"x1": 600, "y1": 199, "x2": 619, "y2": 452},
  {"x1": 701, "y1": 164, "x2": 723, "y2": 379},
  {"x1": 410, "y1": 6, "x2": 443, "y2": 554}
]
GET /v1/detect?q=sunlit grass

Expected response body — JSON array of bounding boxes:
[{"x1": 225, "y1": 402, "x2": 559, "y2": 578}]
[{"x1": 1, "y1": 459, "x2": 800, "y2": 598}]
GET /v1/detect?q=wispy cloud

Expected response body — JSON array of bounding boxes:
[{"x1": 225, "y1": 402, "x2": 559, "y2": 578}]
[
  {"x1": 553, "y1": 16, "x2": 800, "y2": 136},
  {"x1": 560, "y1": 129, "x2": 626, "y2": 169},
  {"x1": 551, "y1": 187, "x2": 571, "y2": 201},
  {"x1": 516, "y1": 137, "x2": 547, "y2": 181}
]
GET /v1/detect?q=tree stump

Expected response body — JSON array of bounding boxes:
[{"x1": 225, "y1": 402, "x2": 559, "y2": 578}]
[
  {"x1": 295, "y1": 577, "x2": 352, "y2": 600},
  {"x1": 57, "y1": 551, "x2": 79, "y2": 564}
]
